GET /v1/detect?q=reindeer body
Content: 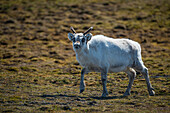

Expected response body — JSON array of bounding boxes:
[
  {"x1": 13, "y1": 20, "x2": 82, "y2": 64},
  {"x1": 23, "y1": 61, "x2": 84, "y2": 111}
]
[
  {"x1": 68, "y1": 27, "x2": 155, "y2": 97},
  {"x1": 76, "y1": 35, "x2": 141, "y2": 73}
]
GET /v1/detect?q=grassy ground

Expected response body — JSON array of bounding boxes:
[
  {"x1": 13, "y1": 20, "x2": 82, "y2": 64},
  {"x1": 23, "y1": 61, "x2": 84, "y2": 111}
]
[{"x1": 0, "y1": 0, "x2": 170, "y2": 112}]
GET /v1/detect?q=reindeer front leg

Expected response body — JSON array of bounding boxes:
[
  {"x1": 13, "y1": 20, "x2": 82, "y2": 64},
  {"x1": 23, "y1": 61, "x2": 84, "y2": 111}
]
[
  {"x1": 80, "y1": 68, "x2": 87, "y2": 93},
  {"x1": 101, "y1": 69, "x2": 108, "y2": 97}
]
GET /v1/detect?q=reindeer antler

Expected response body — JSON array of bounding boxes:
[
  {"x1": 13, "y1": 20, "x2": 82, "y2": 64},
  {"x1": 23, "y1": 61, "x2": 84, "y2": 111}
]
[
  {"x1": 70, "y1": 26, "x2": 76, "y2": 34},
  {"x1": 83, "y1": 27, "x2": 93, "y2": 35}
]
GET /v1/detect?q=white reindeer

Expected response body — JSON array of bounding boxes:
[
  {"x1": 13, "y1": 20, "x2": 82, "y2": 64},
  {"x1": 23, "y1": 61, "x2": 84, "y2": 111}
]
[{"x1": 68, "y1": 27, "x2": 155, "y2": 97}]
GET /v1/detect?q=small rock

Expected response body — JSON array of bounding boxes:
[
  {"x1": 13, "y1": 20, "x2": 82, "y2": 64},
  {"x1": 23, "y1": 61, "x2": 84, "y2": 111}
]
[
  {"x1": 77, "y1": 104, "x2": 82, "y2": 107},
  {"x1": 40, "y1": 107, "x2": 48, "y2": 111},
  {"x1": 4, "y1": 20, "x2": 15, "y2": 24},
  {"x1": 37, "y1": 22, "x2": 43, "y2": 26},
  {"x1": 34, "y1": 79, "x2": 38, "y2": 82},
  {"x1": 49, "y1": 51, "x2": 57, "y2": 54},
  {"x1": 141, "y1": 39, "x2": 147, "y2": 43},
  {"x1": 114, "y1": 25, "x2": 126, "y2": 30},
  {"x1": 3, "y1": 53, "x2": 13, "y2": 59},
  {"x1": 63, "y1": 105, "x2": 71, "y2": 110},
  {"x1": 76, "y1": 97, "x2": 81, "y2": 101},
  {"x1": 103, "y1": 3, "x2": 109, "y2": 6},
  {"x1": 23, "y1": 37, "x2": 30, "y2": 40},
  {"x1": 121, "y1": 17, "x2": 131, "y2": 21},
  {"x1": 87, "y1": 101, "x2": 97, "y2": 105},
  {"x1": 54, "y1": 60, "x2": 60, "y2": 63},
  {"x1": 0, "y1": 41, "x2": 8, "y2": 45},
  {"x1": 159, "y1": 68, "x2": 164, "y2": 71}
]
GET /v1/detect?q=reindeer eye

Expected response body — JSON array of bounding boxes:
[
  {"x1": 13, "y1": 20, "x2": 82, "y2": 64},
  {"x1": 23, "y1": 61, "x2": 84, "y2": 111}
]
[
  {"x1": 82, "y1": 38, "x2": 85, "y2": 42},
  {"x1": 72, "y1": 38, "x2": 75, "y2": 42}
]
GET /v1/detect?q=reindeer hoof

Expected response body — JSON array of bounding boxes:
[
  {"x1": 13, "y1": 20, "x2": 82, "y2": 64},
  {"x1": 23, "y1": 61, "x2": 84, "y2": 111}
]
[
  {"x1": 123, "y1": 92, "x2": 130, "y2": 96},
  {"x1": 80, "y1": 89, "x2": 84, "y2": 93},
  {"x1": 101, "y1": 92, "x2": 108, "y2": 98},
  {"x1": 149, "y1": 90, "x2": 155, "y2": 96}
]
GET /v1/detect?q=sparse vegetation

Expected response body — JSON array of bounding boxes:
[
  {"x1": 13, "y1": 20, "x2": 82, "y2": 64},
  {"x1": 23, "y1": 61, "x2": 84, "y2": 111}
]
[{"x1": 0, "y1": 0, "x2": 169, "y2": 112}]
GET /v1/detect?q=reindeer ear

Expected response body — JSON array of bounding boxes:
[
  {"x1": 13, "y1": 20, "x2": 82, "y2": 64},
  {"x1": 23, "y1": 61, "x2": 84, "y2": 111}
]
[
  {"x1": 85, "y1": 33, "x2": 92, "y2": 41},
  {"x1": 68, "y1": 33, "x2": 74, "y2": 41}
]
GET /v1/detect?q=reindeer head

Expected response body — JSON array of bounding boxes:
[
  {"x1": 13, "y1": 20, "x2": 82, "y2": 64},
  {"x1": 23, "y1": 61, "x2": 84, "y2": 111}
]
[{"x1": 68, "y1": 27, "x2": 93, "y2": 52}]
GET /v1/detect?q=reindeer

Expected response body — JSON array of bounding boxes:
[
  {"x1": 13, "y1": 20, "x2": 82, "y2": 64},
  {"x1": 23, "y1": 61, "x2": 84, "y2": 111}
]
[{"x1": 68, "y1": 27, "x2": 155, "y2": 97}]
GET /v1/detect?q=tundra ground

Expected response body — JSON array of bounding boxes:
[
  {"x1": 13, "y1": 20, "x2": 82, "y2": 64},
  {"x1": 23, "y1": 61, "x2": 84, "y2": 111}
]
[{"x1": 0, "y1": 0, "x2": 170, "y2": 112}]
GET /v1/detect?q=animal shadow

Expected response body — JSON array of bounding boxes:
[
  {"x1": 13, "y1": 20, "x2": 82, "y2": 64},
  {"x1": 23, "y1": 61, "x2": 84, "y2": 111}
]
[{"x1": 40, "y1": 94, "x2": 126, "y2": 100}]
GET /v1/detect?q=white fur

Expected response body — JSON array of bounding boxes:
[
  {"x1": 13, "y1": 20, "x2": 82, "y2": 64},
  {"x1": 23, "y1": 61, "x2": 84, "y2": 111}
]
[
  {"x1": 77, "y1": 35, "x2": 140, "y2": 72},
  {"x1": 68, "y1": 33, "x2": 155, "y2": 97}
]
